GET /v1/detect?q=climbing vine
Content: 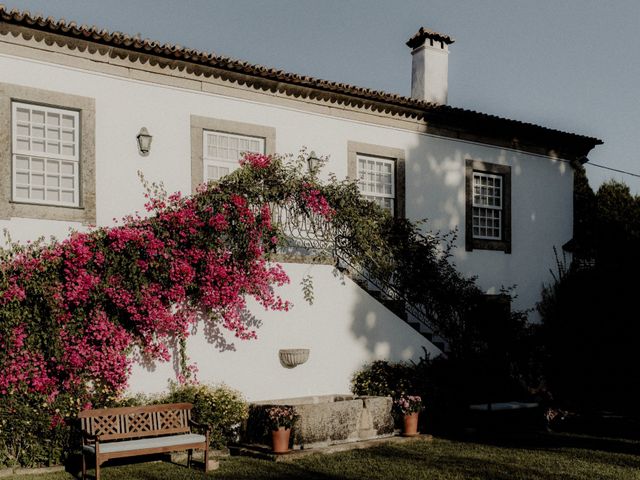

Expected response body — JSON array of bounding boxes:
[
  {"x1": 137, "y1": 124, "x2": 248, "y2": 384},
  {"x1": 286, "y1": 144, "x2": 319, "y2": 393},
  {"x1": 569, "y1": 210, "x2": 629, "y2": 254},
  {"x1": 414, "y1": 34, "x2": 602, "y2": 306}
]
[
  {"x1": 0, "y1": 149, "x2": 506, "y2": 467},
  {"x1": 0, "y1": 152, "x2": 335, "y2": 425}
]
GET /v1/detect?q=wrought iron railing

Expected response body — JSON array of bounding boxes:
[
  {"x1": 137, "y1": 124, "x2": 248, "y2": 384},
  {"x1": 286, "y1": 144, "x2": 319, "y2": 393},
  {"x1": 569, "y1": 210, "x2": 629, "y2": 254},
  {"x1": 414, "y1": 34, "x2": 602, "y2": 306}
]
[
  {"x1": 266, "y1": 199, "x2": 446, "y2": 346},
  {"x1": 268, "y1": 201, "x2": 337, "y2": 253},
  {"x1": 332, "y1": 235, "x2": 444, "y2": 342}
]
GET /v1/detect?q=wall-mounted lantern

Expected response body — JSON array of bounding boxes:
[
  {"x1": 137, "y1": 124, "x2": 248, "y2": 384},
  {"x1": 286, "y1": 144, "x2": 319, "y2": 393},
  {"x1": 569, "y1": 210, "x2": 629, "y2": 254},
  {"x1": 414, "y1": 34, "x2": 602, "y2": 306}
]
[
  {"x1": 307, "y1": 151, "x2": 323, "y2": 173},
  {"x1": 136, "y1": 127, "x2": 153, "y2": 157}
]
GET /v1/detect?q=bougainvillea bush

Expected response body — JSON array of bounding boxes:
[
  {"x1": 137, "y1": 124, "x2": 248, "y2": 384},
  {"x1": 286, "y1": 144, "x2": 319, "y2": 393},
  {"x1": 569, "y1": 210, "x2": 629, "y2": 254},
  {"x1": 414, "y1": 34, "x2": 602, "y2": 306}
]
[
  {"x1": 0, "y1": 152, "x2": 333, "y2": 466},
  {"x1": 0, "y1": 149, "x2": 534, "y2": 466}
]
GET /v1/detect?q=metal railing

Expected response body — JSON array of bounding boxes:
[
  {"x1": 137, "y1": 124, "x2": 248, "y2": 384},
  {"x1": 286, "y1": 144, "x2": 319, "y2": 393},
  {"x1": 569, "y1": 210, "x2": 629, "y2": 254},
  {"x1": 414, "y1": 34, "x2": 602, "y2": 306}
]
[
  {"x1": 267, "y1": 201, "x2": 448, "y2": 346},
  {"x1": 332, "y1": 235, "x2": 443, "y2": 340}
]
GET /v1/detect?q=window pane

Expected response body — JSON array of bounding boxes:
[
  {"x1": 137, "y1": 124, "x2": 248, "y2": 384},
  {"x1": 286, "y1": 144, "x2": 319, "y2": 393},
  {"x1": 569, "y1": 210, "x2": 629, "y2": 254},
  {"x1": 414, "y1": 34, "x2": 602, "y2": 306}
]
[
  {"x1": 47, "y1": 113, "x2": 60, "y2": 126},
  {"x1": 202, "y1": 131, "x2": 265, "y2": 182},
  {"x1": 62, "y1": 144, "x2": 75, "y2": 156},
  {"x1": 47, "y1": 128, "x2": 61, "y2": 140},
  {"x1": 15, "y1": 187, "x2": 29, "y2": 199},
  {"x1": 61, "y1": 115, "x2": 75, "y2": 128},
  {"x1": 32, "y1": 174, "x2": 45, "y2": 186},
  {"x1": 12, "y1": 102, "x2": 80, "y2": 206},
  {"x1": 16, "y1": 156, "x2": 29, "y2": 170},
  {"x1": 46, "y1": 189, "x2": 60, "y2": 202},
  {"x1": 61, "y1": 191, "x2": 75, "y2": 203},
  {"x1": 356, "y1": 155, "x2": 395, "y2": 216},
  {"x1": 32, "y1": 140, "x2": 45, "y2": 152},
  {"x1": 16, "y1": 108, "x2": 29, "y2": 121},
  {"x1": 32, "y1": 110, "x2": 45, "y2": 124},
  {"x1": 32, "y1": 159, "x2": 45, "y2": 171},
  {"x1": 46, "y1": 175, "x2": 60, "y2": 187},
  {"x1": 32, "y1": 188, "x2": 45, "y2": 200},
  {"x1": 17, "y1": 138, "x2": 30, "y2": 150},
  {"x1": 15, "y1": 172, "x2": 29, "y2": 185},
  {"x1": 47, "y1": 160, "x2": 60, "y2": 173}
]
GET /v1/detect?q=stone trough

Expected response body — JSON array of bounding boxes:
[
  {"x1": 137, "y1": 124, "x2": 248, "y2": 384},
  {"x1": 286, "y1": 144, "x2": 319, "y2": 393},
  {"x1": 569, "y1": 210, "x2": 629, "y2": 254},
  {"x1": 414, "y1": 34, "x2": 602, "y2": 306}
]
[{"x1": 243, "y1": 394, "x2": 394, "y2": 450}]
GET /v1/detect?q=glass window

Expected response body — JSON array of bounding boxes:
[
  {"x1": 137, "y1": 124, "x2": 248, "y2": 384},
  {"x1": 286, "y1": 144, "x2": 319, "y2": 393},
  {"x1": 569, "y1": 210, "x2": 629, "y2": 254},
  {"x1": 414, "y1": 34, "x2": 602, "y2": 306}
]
[
  {"x1": 12, "y1": 102, "x2": 79, "y2": 207},
  {"x1": 203, "y1": 131, "x2": 264, "y2": 181},
  {"x1": 357, "y1": 154, "x2": 395, "y2": 215}
]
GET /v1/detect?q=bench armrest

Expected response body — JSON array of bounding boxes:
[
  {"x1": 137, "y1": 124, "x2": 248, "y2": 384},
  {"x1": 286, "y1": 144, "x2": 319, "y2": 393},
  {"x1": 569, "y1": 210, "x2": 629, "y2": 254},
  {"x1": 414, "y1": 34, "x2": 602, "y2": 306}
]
[
  {"x1": 81, "y1": 430, "x2": 102, "y2": 443},
  {"x1": 188, "y1": 419, "x2": 210, "y2": 433}
]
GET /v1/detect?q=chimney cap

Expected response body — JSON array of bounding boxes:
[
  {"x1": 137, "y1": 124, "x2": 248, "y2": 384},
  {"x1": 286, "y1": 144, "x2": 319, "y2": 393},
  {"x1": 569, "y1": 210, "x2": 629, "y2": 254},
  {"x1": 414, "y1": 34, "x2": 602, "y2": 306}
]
[{"x1": 406, "y1": 27, "x2": 455, "y2": 49}]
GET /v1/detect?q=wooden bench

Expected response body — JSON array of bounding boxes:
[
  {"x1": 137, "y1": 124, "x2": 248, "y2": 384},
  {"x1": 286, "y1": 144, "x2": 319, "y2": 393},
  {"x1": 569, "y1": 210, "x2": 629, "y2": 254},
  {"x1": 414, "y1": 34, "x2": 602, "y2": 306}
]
[{"x1": 78, "y1": 403, "x2": 210, "y2": 480}]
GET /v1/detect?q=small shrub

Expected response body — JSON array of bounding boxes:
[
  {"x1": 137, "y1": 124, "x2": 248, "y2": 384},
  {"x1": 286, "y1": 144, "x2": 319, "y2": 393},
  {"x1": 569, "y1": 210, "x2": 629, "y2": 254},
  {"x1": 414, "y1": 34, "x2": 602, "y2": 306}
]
[
  {"x1": 0, "y1": 395, "x2": 73, "y2": 468},
  {"x1": 351, "y1": 360, "x2": 414, "y2": 398},
  {"x1": 163, "y1": 382, "x2": 248, "y2": 448},
  {"x1": 110, "y1": 392, "x2": 162, "y2": 408}
]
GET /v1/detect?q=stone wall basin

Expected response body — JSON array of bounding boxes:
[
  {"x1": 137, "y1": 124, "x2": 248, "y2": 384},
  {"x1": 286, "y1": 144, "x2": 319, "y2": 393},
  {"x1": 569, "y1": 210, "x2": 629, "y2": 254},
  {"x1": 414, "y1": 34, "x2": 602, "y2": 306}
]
[{"x1": 243, "y1": 394, "x2": 394, "y2": 449}]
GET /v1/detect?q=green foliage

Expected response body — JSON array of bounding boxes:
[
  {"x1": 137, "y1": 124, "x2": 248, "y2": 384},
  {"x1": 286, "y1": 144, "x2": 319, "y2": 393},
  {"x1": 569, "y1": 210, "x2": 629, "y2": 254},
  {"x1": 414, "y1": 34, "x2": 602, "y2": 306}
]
[
  {"x1": 300, "y1": 274, "x2": 314, "y2": 305},
  {"x1": 351, "y1": 360, "x2": 415, "y2": 399},
  {"x1": 538, "y1": 258, "x2": 640, "y2": 413},
  {"x1": 539, "y1": 176, "x2": 640, "y2": 413},
  {"x1": 0, "y1": 149, "x2": 535, "y2": 465},
  {"x1": 163, "y1": 382, "x2": 248, "y2": 448},
  {"x1": 0, "y1": 395, "x2": 73, "y2": 468}
]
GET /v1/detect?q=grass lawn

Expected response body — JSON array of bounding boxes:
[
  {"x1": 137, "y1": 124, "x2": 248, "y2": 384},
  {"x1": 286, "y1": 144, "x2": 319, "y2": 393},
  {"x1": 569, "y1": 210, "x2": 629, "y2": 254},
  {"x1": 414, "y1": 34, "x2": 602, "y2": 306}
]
[{"x1": 14, "y1": 433, "x2": 640, "y2": 480}]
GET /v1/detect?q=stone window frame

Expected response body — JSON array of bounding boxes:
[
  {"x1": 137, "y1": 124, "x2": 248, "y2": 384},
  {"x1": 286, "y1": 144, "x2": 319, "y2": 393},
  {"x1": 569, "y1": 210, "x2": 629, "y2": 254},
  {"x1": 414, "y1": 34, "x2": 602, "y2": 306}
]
[
  {"x1": 190, "y1": 115, "x2": 276, "y2": 193},
  {"x1": 347, "y1": 141, "x2": 406, "y2": 219},
  {"x1": 0, "y1": 82, "x2": 96, "y2": 223},
  {"x1": 465, "y1": 159, "x2": 511, "y2": 253}
]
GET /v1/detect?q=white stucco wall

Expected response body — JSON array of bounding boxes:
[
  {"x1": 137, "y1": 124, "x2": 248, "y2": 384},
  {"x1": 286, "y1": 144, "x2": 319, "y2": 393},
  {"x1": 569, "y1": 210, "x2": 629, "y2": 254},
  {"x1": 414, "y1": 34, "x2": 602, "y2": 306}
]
[
  {"x1": 0, "y1": 44, "x2": 575, "y2": 396},
  {"x1": 129, "y1": 263, "x2": 439, "y2": 401}
]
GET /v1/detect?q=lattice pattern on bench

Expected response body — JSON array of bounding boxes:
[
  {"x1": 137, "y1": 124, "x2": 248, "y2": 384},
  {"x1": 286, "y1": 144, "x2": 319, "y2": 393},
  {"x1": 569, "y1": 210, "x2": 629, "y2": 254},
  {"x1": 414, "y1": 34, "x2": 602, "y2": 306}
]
[
  {"x1": 79, "y1": 403, "x2": 192, "y2": 441},
  {"x1": 78, "y1": 402, "x2": 209, "y2": 480}
]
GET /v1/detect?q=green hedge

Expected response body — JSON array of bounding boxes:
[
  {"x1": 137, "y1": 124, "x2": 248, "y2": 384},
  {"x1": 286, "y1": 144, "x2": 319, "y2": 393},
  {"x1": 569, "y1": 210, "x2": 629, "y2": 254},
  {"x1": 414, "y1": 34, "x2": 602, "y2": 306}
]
[{"x1": 0, "y1": 382, "x2": 247, "y2": 467}]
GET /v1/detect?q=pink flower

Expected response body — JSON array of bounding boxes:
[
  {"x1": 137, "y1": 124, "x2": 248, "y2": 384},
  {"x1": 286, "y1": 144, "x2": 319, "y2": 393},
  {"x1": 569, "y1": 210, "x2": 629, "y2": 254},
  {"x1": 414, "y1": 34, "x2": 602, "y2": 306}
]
[{"x1": 239, "y1": 153, "x2": 272, "y2": 169}]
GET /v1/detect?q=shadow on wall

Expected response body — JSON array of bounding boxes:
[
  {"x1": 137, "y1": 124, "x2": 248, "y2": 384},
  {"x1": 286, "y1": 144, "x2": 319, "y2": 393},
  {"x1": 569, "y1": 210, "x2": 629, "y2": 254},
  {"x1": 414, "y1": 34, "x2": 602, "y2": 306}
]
[{"x1": 347, "y1": 137, "x2": 573, "y2": 361}]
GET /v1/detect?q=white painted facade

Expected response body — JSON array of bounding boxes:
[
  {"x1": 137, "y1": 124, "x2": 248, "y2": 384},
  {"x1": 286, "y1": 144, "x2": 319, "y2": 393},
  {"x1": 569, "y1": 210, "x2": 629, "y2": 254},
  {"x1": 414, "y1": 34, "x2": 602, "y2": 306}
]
[
  {"x1": 0, "y1": 24, "x2": 583, "y2": 400},
  {"x1": 129, "y1": 264, "x2": 440, "y2": 401}
]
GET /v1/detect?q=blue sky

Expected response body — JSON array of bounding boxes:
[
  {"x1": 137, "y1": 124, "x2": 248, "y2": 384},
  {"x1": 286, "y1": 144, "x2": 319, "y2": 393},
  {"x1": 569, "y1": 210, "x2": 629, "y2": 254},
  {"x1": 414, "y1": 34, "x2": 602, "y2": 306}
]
[{"x1": 4, "y1": 0, "x2": 639, "y2": 193}]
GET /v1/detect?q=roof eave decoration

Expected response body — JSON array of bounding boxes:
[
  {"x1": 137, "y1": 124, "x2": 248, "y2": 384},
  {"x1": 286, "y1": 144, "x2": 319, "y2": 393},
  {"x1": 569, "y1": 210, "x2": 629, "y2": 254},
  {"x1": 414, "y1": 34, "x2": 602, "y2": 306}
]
[{"x1": 0, "y1": 5, "x2": 602, "y2": 156}]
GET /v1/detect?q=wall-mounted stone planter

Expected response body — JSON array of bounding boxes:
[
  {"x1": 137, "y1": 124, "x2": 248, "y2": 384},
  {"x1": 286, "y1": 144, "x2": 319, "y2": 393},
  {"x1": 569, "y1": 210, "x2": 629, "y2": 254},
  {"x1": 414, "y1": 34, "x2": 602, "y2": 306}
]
[{"x1": 279, "y1": 348, "x2": 309, "y2": 368}]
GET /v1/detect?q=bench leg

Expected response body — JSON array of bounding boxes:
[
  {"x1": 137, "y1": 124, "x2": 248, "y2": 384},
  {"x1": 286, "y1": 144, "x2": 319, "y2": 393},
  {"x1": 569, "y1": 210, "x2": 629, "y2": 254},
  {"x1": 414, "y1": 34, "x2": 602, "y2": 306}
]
[
  {"x1": 204, "y1": 446, "x2": 209, "y2": 473},
  {"x1": 187, "y1": 449, "x2": 192, "y2": 468},
  {"x1": 95, "y1": 459, "x2": 100, "y2": 480},
  {"x1": 81, "y1": 453, "x2": 86, "y2": 480}
]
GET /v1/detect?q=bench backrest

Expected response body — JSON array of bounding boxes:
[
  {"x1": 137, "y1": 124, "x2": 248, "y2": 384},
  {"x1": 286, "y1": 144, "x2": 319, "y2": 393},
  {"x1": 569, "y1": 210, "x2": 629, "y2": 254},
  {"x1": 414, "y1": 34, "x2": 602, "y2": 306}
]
[{"x1": 78, "y1": 403, "x2": 193, "y2": 441}]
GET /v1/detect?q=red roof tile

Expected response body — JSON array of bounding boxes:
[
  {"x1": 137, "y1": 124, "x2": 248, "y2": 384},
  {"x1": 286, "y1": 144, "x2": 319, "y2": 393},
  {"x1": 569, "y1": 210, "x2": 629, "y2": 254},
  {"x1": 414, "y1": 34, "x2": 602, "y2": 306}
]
[{"x1": 0, "y1": 5, "x2": 602, "y2": 153}]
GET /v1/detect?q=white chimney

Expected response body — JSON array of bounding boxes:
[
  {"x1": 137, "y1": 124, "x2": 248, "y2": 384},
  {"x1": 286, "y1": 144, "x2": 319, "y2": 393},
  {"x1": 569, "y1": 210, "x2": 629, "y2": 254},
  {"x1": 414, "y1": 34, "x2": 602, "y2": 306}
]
[{"x1": 407, "y1": 27, "x2": 454, "y2": 105}]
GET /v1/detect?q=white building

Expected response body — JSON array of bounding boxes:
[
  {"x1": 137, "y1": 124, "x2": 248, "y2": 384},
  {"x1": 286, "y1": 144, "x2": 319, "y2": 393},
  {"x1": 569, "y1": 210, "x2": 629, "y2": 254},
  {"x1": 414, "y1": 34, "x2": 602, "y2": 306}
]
[{"x1": 0, "y1": 9, "x2": 600, "y2": 400}]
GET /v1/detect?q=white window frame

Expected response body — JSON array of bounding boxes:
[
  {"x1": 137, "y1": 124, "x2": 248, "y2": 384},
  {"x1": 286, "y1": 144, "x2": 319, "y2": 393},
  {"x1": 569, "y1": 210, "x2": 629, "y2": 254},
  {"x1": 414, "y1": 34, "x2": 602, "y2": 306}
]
[
  {"x1": 356, "y1": 154, "x2": 396, "y2": 215},
  {"x1": 202, "y1": 130, "x2": 265, "y2": 182},
  {"x1": 472, "y1": 171, "x2": 503, "y2": 240},
  {"x1": 11, "y1": 102, "x2": 80, "y2": 207}
]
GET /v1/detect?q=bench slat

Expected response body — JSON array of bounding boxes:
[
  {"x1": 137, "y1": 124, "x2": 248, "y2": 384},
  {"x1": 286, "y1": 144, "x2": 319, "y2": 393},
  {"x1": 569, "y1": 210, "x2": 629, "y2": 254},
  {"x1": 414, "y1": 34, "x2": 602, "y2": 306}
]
[
  {"x1": 78, "y1": 402, "x2": 193, "y2": 418},
  {"x1": 80, "y1": 403, "x2": 192, "y2": 441}
]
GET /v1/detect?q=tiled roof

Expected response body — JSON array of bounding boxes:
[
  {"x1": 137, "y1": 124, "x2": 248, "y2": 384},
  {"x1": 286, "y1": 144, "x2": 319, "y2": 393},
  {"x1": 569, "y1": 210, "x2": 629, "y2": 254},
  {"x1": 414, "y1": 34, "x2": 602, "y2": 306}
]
[
  {"x1": 0, "y1": 6, "x2": 602, "y2": 153},
  {"x1": 406, "y1": 27, "x2": 455, "y2": 48}
]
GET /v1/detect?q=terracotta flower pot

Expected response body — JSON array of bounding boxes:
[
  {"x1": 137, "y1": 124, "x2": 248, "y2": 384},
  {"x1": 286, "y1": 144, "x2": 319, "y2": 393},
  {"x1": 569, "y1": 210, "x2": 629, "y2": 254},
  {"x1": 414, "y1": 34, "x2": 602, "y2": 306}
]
[
  {"x1": 402, "y1": 412, "x2": 419, "y2": 437},
  {"x1": 271, "y1": 426, "x2": 291, "y2": 453}
]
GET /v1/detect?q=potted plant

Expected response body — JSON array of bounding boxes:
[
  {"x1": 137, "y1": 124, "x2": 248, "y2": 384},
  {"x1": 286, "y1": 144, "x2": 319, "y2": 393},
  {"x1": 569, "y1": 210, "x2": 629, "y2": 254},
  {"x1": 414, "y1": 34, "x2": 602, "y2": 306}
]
[
  {"x1": 394, "y1": 395, "x2": 423, "y2": 436},
  {"x1": 266, "y1": 405, "x2": 297, "y2": 453}
]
